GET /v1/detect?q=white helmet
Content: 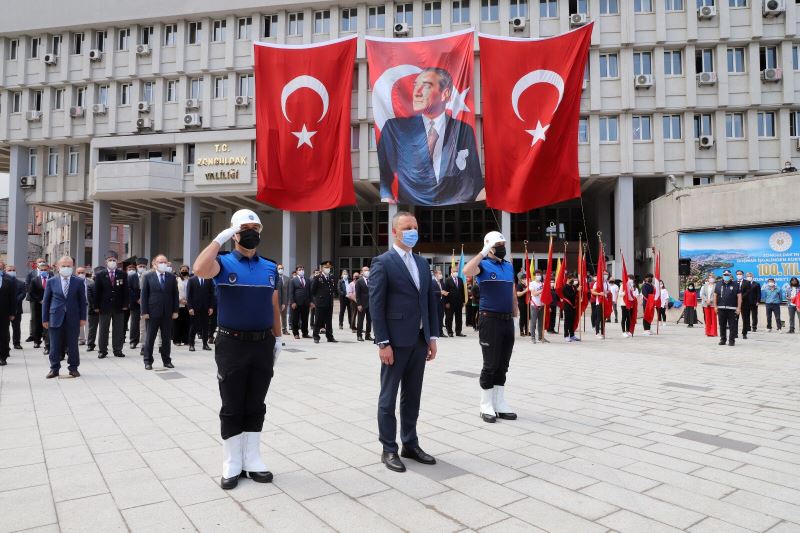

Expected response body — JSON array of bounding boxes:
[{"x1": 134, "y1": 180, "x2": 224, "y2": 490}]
[
  {"x1": 484, "y1": 231, "x2": 506, "y2": 247},
  {"x1": 231, "y1": 209, "x2": 262, "y2": 231}
]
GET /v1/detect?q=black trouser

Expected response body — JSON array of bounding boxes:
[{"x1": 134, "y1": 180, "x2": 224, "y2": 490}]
[
  {"x1": 466, "y1": 304, "x2": 477, "y2": 328},
  {"x1": 621, "y1": 307, "x2": 631, "y2": 332},
  {"x1": 478, "y1": 314, "x2": 515, "y2": 390},
  {"x1": 437, "y1": 300, "x2": 445, "y2": 332},
  {"x1": 142, "y1": 314, "x2": 173, "y2": 365},
  {"x1": 209, "y1": 310, "x2": 217, "y2": 340},
  {"x1": 31, "y1": 301, "x2": 45, "y2": 345},
  {"x1": 518, "y1": 301, "x2": 529, "y2": 335},
  {"x1": 684, "y1": 306, "x2": 697, "y2": 326},
  {"x1": 310, "y1": 306, "x2": 316, "y2": 329},
  {"x1": 749, "y1": 304, "x2": 758, "y2": 331},
  {"x1": 88, "y1": 313, "x2": 98, "y2": 348},
  {"x1": 292, "y1": 304, "x2": 309, "y2": 336},
  {"x1": 124, "y1": 309, "x2": 130, "y2": 339},
  {"x1": 338, "y1": 296, "x2": 351, "y2": 328},
  {"x1": 657, "y1": 307, "x2": 667, "y2": 323},
  {"x1": 11, "y1": 313, "x2": 22, "y2": 346},
  {"x1": 592, "y1": 303, "x2": 603, "y2": 334},
  {"x1": 741, "y1": 303, "x2": 751, "y2": 334},
  {"x1": 357, "y1": 307, "x2": 371, "y2": 338},
  {"x1": 98, "y1": 310, "x2": 125, "y2": 354},
  {"x1": 313, "y1": 305, "x2": 334, "y2": 341},
  {"x1": 563, "y1": 305, "x2": 576, "y2": 338},
  {"x1": 378, "y1": 330, "x2": 427, "y2": 453},
  {"x1": 718, "y1": 308, "x2": 738, "y2": 343},
  {"x1": 174, "y1": 307, "x2": 190, "y2": 344},
  {"x1": 216, "y1": 332, "x2": 275, "y2": 440},
  {"x1": 548, "y1": 305, "x2": 557, "y2": 332},
  {"x1": 0, "y1": 317, "x2": 10, "y2": 360},
  {"x1": 129, "y1": 308, "x2": 141, "y2": 345},
  {"x1": 189, "y1": 309, "x2": 210, "y2": 347},
  {"x1": 765, "y1": 303, "x2": 781, "y2": 330},
  {"x1": 445, "y1": 303, "x2": 463, "y2": 335},
  {"x1": 590, "y1": 303, "x2": 598, "y2": 329}
]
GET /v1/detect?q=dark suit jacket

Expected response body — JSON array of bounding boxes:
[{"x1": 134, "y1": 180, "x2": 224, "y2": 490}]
[
  {"x1": 377, "y1": 114, "x2": 483, "y2": 205},
  {"x1": 27, "y1": 271, "x2": 53, "y2": 303},
  {"x1": 310, "y1": 274, "x2": 337, "y2": 307},
  {"x1": 748, "y1": 281, "x2": 761, "y2": 305},
  {"x1": 288, "y1": 276, "x2": 311, "y2": 306},
  {"x1": 186, "y1": 276, "x2": 215, "y2": 312},
  {"x1": 277, "y1": 274, "x2": 289, "y2": 306},
  {"x1": 141, "y1": 271, "x2": 179, "y2": 319},
  {"x1": 128, "y1": 272, "x2": 141, "y2": 311},
  {"x1": 355, "y1": 277, "x2": 370, "y2": 309},
  {"x1": 444, "y1": 276, "x2": 465, "y2": 306},
  {"x1": 94, "y1": 268, "x2": 129, "y2": 313},
  {"x1": 369, "y1": 248, "x2": 439, "y2": 347},
  {"x1": 42, "y1": 276, "x2": 87, "y2": 328},
  {"x1": 14, "y1": 278, "x2": 27, "y2": 315},
  {"x1": 738, "y1": 279, "x2": 752, "y2": 304},
  {"x1": 86, "y1": 278, "x2": 97, "y2": 315},
  {"x1": 0, "y1": 275, "x2": 17, "y2": 320}
]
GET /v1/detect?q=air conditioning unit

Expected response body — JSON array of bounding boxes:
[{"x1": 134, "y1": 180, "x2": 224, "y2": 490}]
[
  {"x1": 234, "y1": 95, "x2": 250, "y2": 107},
  {"x1": 88, "y1": 49, "x2": 103, "y2": 61},
  {"x1": 699, "y1": 135, "x2": 714, "y2": 149},
  {"x1": 183, "y1": 113, "x2": 202, "y2": 127},
  {"x1": 697, "y1": 5, "x2": 717, "y2": 19},
  {"x1": 92, "y1": 103, "x2": 107, "y2": 115},
  {"x1": 43, "y1": 53, "x2": 58, "y2": 65},
  {"x1": 26, "y1": 110, "x2": 42, "y2": 122},
  {"x1": 763, "y1": 0, "x2": 785, "y2": 16},
  {"x1": 136, "y1": 117, "x2": 152, "y2": 130},
  {"x1": 634, "y1": 74, "x2": 653, "y2": 88},
  {"x1": 761, "y1": 67, "x2": 783, "y2": 82},
  {"x1": 570, "y1": 13, "x2": 589, "y2": 27},
  {"x1": 19, "y1": 176, "x2": 36, "y2": 189},
  {"x1": 135, "y1": 43, "x2": 151, "y2": 56},
  {"x1": 510, "y1": 16, "x2": 527, "y2": 31},
  {"x1": 69, "y1": 106, "x2": 85, "y2": 118},
  {"x1": 393, "y1": 22, "x2": 409, "y2": 36},
  {"x1": 137, "y1": 101, "x2": 151, "y2": 113},
  {"x1": 185, "y1": 98, "x2": 200, "y2": 110},
  {"x1": 696, "y1": 71, "x2": 718, "y2": 85}
]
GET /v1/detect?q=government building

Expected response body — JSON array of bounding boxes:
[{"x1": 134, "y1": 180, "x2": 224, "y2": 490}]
[{"x1": 1, "y1": 0, "x2": 797, "y2": 276}]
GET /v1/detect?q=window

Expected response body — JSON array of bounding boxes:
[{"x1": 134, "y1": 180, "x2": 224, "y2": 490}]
[
  {"x1": 31, "y1": 90, "x2": 43, "y2": 112},
  {"x1": 760, "y1": 46, "x2": 778, "y2": 70},
  {"x1": 75, "y1": 87, "x2": 86, "y2": 107},
  {"x1": 481, "y1": 0, "x2": 499, "y2": 20},
  {"x1": 351, "y1": 125, "x2": 360, "y2": 150},
  {"x1": 190, "y1": 77, "x2": 202, "y2": 99},
  {"x1": 694, "y1": 113, "x2": 712, "y2": 137},
  {"x1": 452, "y1": 0, "x2": 471, "y2": 22},
  {"x1": 693, "y1": 176, "x2": 712, "y2": 186},
  {"x1": 263, "y1": 15, "x2": 279, "y2": 37},
  {"x1": 163, "y1": 23, "x2": 177, "y2": 46},
  {"x1": 664, "y1": 50, "x2": 683, "y2": 75},
  {"x1": 314, "y1": 10, "x2": 331, "y2": 33},
  {"x1": 599, "y1": 116, "x2": 619, "y2": 142},
  {"x1": 794, "y1": 45, "x2": 799, "y2": 70},
  {"x1": 118, "y1": 28, "x2": 129, "y2": 51},
  {"x1": 729, "y1": 0, "x2": 746, "y2": 6},
  {"x1": 599, "y1": 53, "x2": 619, "y2": 78},
  {"x1": 424, "y1": 2, "x2": 442, "y2": 24},
  {"x1": 697, "y1": 0, "x2": 714, "y2": 6},
  {"x1": 11, "y1": 92, "x2": 21, "y2": 113},
  {"x1": 288, "y1": 13, "x2": 304, "y2": 36},
  {"x1": 71, "y1": 33, "x2": 83, "y2": 55},
  {"x1": 369, "y1": 125, "x2": 377, "y2": 149},
  {"x1": 111, "y1": 226, "x2": 119, "y2": 242},
  {"x1": 696, "y1": 48, "x2": 714, "y2": 73},
  {"x1": 213, "y1": 76, "x2": 226, "y2": 98},
  {"x1": 54, "y1": 88, "x2": 64, "y2": 110},
  {"x1": 120, "y1": 83, "x2": 131, "y2": 105},
  {"x1": 68, "y1": 146, "x2": 79, "y2": 175},
  {"x1": 186, "y1": 144, "x2": 195, "y2": 173},
  {"x1": 665, "y1": 0, "x2": 684, "y2": 10},
  {"x1": 166, "y1": 80, "x2": 179, "y2": 102},
  {"x1": 569, "y1": 0, "x2": 589, "y2": 14},
  {"x1": 633, "y1": 51, "x2": 653, "y2": 75},
  {"x1": 238, "y1": 74, "x2": 254, "y2": 97},
  {"x1": 578, "y1": 117, "x2": 588, "y2": 143},
  {"x1": 632, "y1": 115, "x2": 652, "y2": 141},
  {"x1": 188, "y1": 21, "x2": 202, "y2": 44},
  {"x1": 757, "y1": 111, "x2": 775, "y2": 138},
  {"x1": 30, "y1": 37, "x2": 40, "y2": 58},
  {"x1": 237, "y1": 17, "x2": 252, "y2": 39},
  {"x1": 510, "y1": 0, "x2": 528, "y2": 18},
  {"x1": 600, "y1": 0, "x2": 619, "y2": 14},
  {"x1": 663, "y1": 115, "x2": 682, "y2": 140},
  {"x1": 140, "y1": 26, "x2": 153, "y2": 45},
  {"x1": 47, "y1": 148, "x2": 59, "y2": 176},
  {"x1": 790, "y1": 111, "x2": 800, "y2": 136},
  {"x1": 98, "y1": 85, "x2": 109, "y2": 106},
  {"x1": 28, "y1": 148, "x2": 37, "y2": 175},
  {"x1": 95, "y1": 30, "x2": 106, "y2": 52},
  {"x1": 725, "y1": 112, "x2": 744, "y2": 138},
  {"x1": 635, "y1": 0, "x2": 653, "y2": 11},
  {"x1": 341, "y1": 8, "x2": 358, "y2": 32},
  {"x1": 369, "y1": 6, "x2": 386, "y2": 28},
  {"x1": 212, "y1": 20, "x2": 226, "y2": 42},
  {"x1": 51, "y1": 35, "x2": 61, "y2": 55},
  {"x1": 338, "y1": 210, "x2": 376, "y2": 247},
  {"x1": 396, "y1": 3, "x2": 414, "y2": 24},
  {"x1": 7, "y1": 39, "x2": 18, "y2": 60},
  {"x1": 142, "y1": 81, "x2": 154, "y2": 103},
  {"x1": 727, "y1": 47, "x2": 746, "y2": 73},
  {"x1": 540, "y1": 0, "x2": 558, "y2": 17}
]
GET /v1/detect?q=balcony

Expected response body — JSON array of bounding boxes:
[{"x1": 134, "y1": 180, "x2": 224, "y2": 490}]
[{"x1": 93, "y1": 160, "x2": 183, "y2": 199}]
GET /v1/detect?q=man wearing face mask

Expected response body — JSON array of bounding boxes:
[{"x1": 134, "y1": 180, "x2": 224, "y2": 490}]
[
  {"x1": 355, "y1": 265, "x2": 372, "y2": 341},
  {"x1": 4, "y1": 264, "x2": 26, "y2": 350},
  {"x1": 700, "y1": 275, "x2": 718, "y2": 337},
  {"x1": 762, "y1": 278, "x2": 782, "y2": 332},
  {"x1": 288, "y1": 264, "x2": 311, "y2": 339},
  {"x1": 713, "y1": 269, "x2": 741, "y2": 346},
  {"x1": 140, "y1": 255, "x2": 180, "y2": 370},
  {"x1": 0, "y1": 263, "x2": 17, "y2": 366},
  {"x1": 444, "y1": 266, "x2": 467, "y2": 337},
  {"x1": 744, "y1": 272, "x2": 760, "y2": 334},
  {"x1": 735, "y1": 270, "x2": 752, "y2": 339},
  {"x1": 338, "y1": 270, "x2": 352, "y2": 331},
  {"x1": 27, "y1": 258, "x2": 52, "y2": 351},
  {"x1": 128, "y1": 258, "x2": 148, "y2": 349},
  {"x1": 276, "y1": 264, "x2": 289, "y2": 336},
  {"x1": 94, "y1": 251, "x2": 129, "y2": 358},
  {"x1": 310, "y1": 260, "x2": 338, "y2": 344},
  {"x1": 463, "y1": 231, "x2": 519, "y2": 424},
  {"x1": 193, "y1": 209, "x2": 281, "y2": 490},
  {"x1": 42, "y1": 257, "x2": 87, "y2": 378}
]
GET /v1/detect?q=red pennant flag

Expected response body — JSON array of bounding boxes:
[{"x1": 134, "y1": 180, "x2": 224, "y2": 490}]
[
  {"x1": 254, "y1": 36, "x2": 357, "y2": 211},
  {"x1": 479, "y1": 25, "x2": 593, "y2": 213},
  {"x1": 541, "y1": 240, "x2": 554, "y2": 308},
  {"x1": 644, "y1": 250, "x2": 661, "y2": 323},
  {"x1": 555, "y1": 258, "x2": 566, "y2": 302},
  {"x1": 621, "y1": 252, "x2": 637, "y2": 334}
]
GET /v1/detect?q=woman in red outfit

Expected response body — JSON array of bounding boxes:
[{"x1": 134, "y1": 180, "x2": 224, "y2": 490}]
[{"x1": 683, "y1": 283, "x2": 698, "y2": 328}]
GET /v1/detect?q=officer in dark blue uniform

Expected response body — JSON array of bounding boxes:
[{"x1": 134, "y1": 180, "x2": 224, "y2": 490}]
[
  {"x1": 463, "y1": 231, "x2": 519, "y2": 424},
  {"x1": 193, "y1": 209, "x2": 281, "y2": 490},
  {"x1": 713, "y1": 269, "x2": 742, "y2": 346}
]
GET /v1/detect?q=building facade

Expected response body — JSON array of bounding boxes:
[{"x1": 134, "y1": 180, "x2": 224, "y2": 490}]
[{"x1": 1, "y1": 0, "x2": 798, "y2": 276}]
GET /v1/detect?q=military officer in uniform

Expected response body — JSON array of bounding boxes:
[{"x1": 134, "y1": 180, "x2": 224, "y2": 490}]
[
  {"x1": 310, "y1": 260, "x2": 338, "y2": 344},
  {"x1": 462, "y1": 231, "x2": 519, "y2": 423},
  {"x1": 193, "y1": 209, "x2": 281, "y2": 490},
  {"x1": 714, "y1": 269, "x2": 742, "y2": 347}
]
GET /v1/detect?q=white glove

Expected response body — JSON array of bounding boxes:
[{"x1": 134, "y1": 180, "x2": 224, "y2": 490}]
[
  {"x1": 481, "y1": 238, "x2": 501, "y2": 257},
  {"x1": 273, "y1": 338, "x2": 282, "y2": 362},
  {"x1": 213, "y1": 226, "x2": 239, "y2": 246}
]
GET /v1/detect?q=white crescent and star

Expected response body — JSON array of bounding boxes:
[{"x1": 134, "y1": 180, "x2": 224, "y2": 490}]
[
  {"x1": 280, "y1": 75, "x2": 330, "y2": 148},
  {"x1": 510, "y1": 69, "x2": 565, "y2": 147}
]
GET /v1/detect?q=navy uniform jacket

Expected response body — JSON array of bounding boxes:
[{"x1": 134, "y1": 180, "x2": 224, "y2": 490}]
[
  {"x1": 377, "y1": 115, "x2": 483, "y2": 206},
  {"x1": 310, "y1": 274, "x2": 337, "y2": 308},
  {"x1": 128, "y1": 272, "x2": 141, "y2": 311},
  {"x1": 141, "y1": 271, "x2": 179, "y2": 319},
  {"x1": 42, "y1": 276, "x2": 87, "y2": 328},
  {"x1": 0, "y1": 275, "x2": 17, "y2": 320},
  {"x1": 94, "y1": 268, "x2": 130, "y2": 313}
]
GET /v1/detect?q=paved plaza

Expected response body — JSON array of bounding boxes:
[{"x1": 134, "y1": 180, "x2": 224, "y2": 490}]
[{"x1": 1, "y1": 313, "x2": 800, "y2": 533}]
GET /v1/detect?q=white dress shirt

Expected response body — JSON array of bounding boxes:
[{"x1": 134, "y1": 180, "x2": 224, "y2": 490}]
[
  {"x1": 424, "y1": 113, "x2": 447, "y2": 182},
  {"x1": 393, "y1": 244, "x2": 420, "y2": 289}
]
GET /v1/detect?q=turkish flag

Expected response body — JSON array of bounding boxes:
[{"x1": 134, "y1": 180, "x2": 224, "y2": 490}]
[
  {"x1": 254, "y1": 36, "x2": 357, "y2": 211},
  {"x1": 479, "y1": 25, "x2": 593, "y2": 213}
]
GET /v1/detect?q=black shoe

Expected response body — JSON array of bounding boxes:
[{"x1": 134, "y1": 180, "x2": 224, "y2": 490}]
[
  {"x1": 400, "y1": 446, "x2": 436, "y2": 465},
  {"x1": 164, "y1": 362, "x2": 174, "y2": 369},
  {"x1": 497, "y1": 412, "x2": 518, "y2": 420},
  {"x1": 752, "y1": 328, "x2": 757, "y2": 332},
  {"x1": 456, "y1": 333, "x2": 467, "y2": 337},
  {"x1": 98, "y1": 353, "x2": 107, "y2": 359},
  {"x1": 327, "y1": 338, "x2": 338, "y2": 343},
  {"x1": 381, "y1": 452, "x2": 406, "y2": 472},
  {"x1": 220, "y1": 473, "x2": 240, "y2": 490},
  {"x1": 34, "y1": 343, "x2": 41, "y2": 348},
  {"x1": 729, "y1": 341, "x2": 735, "y2": 346},
  {"x1": 448, "y1": 333, "x2": 454, "y2": 338},
  {"x1": 87, "y1": 345, "x2": 95, "y2": 352},
  {"x1": 294, "y1": 334, "x2": 300, "y2": 339},
  {"x1": 742, "y1": 333, "x2": 747, "y2": 339},
  {"x1": 203, "y1": 344, "x2": 212, "y2": 351},
  {"x1": 25, "y1": 336, "x2": 34, "y2": 342},
  {"x1": 130, "y1": 343, "x2": 137, "y2": 349},
  {"x1": 0, "y1": 359, "x2": 7, "y2": 366},
  {"x1": 481, "y1": 412, "x2": 497, "y2": 423},
  {"x1": 357, "y1": 336, "x2": 364, "y2": 341},
  {"x1": 718, "y1": 340, "x2": 726, "y2": 345},
  {"x1": 314, "y1": 338, "x2": 320, "y2": 344},
  {"x1": 114, "y1": 352, "x2": 125, "y2": 358},
  {"x1": 282, "y1": 329, "x2": 288, "y2": 335},
  {"x1": 243, "y1": 471, "x2": 273, "y2": 483},
  {"x1": 302, "y1": 334, "x2": 312, "y2": 339},
  {"x1": 14, "y1": 344, "x2": 22, "y2": 350},
  {"x1": 189, "y1": 345, "x2": 196, "y2": 352},
  {"x1": 69, "y1": 370, "x2": 81, "y2": 378},
  {"x1": 144, "y1": 364, "x2": 153, "y2": 370},
  {"x1": 339, "y1": 325, "x2": 344, "y2": 330},
  {"x1": 46, "y1": 370, "x2": 58, "y2": 379},
  {"x1": 365, "y1": 335, "x2": 373, "y2": 341}
]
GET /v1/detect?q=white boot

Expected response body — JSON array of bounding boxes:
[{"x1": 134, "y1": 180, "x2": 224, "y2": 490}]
[
  {"x1": 480, "y1": 388, "x2": 496, "y2": 423},
  {"x1": 221, "y1": 434, "x2": 243, "y2": 489},
  {"x1": 493, "y1": 386, "x2": 517, "y2": 420},
  {"x1": 241, "y1": 432, "x2": 273, "y2": 482}
]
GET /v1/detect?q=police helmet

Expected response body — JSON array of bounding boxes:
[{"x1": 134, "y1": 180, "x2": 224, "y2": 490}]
[
  {"x1": 231, "y1": 209, "x2": 262, "y2": 232},
  {"x1": 484, "y1": 231, "x2": 506, "y2": 247}
]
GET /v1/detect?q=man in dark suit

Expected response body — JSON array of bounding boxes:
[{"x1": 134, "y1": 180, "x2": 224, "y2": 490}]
[
  {"x1": 140, "y1": 254, "x2": 179, "y2": 370},
  {"x1": 186, "y1": 273, "x2": 215, "y2": 351},
  {"x1": 355, "y1": 265, "x2": 372, "y2": 342},
  {"x1": 94, "y1": 251, "x2": 129, "y2": 358},
  {"x1": 86, "y1": 268, "x2": 100, "y2": 351},
  {"x1": 745, "y1": 272, "x2": 761, "y2": 333},
  {"x1": 277, "y1": 263, "x2": 289, "y2": 335},
  {"x1": 0, "y1": 267, "x2": 17, "y2": 366},
  {"x1": 377, "y1": 68, "x2": 483, "y2": 206},
  {"x1": 310, "y1": 260, "x2": 338, "y2": 344},
  {"x1": 369, "y1": 211, "x2": 439, "y2": 473},
  {"x1": 338, "y1": 269, "x2": 352, "y2": 331},
  {"x1": 736, "y1": 270, "x2": 752, "y2": 339},
  {"x1": 42, "y1": 257, "x2": 87, "y2": 378},
  {"x1": 25, "y1": 257, "x2": 48, "y2": 343},
  {"x1": 288, "y1": 264, "x2": 311, "y2": 339},
  {"x1": 431, "y1": 269, "x2": 446, "y2": 334},
  {"x1": 27, "y1": 260, "x2": 52, "y2": 352},
  {"x1": 444, "y1": 269, "x2": 466, "y2": 337},
  {"x1": 3, "y1": 264, "x2": 26, "y2": 350},
  {"x1": 127, "y1": 259, "x2": 146, "y2": 349}
]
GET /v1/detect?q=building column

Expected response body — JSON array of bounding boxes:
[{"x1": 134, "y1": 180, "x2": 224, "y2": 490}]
[
  {"x1": 614, "y1": 176, "x2": 634, "y2": 275},
  {"x1": 183, "y1": 197, "x2": 201, "y2": 266},
  {"x1": 282, "y1": 211, "x2": 297, "y2": 271},
  {"x1": 388, "y1": 203, "x2": 398, "y2": 250},
  {"x1": 7, "y1": 146, "x2": 30, "y2": 275},
  {"x1": 91, "y1": 200, "x2": 111, "y2": 267},
  {"x1": 501, "y1": 211, "x2": 511, "y2": 257},
  {"x1": 143, "y1": 210, "x2": 160, "y2": 260},
  {"x1": 69, "y1": 214, "x2": 87, "y2": 265}
]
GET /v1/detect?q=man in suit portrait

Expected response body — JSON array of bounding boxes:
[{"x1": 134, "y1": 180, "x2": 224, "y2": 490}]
[
  {"x1": 42, "y1": 257, "x2": 87, "y2": 378},
  {"x1": 94, "y1": 250, "x2": 129, "y2": 358},
  {"x1": 288, "y1": 264, "x2": 311, "y2": 339},
  {"x1": 140, "y1": 255, "x2": 180, "y2": 370},
  {"x1": 444, "y1": 268, "x2": 467, "y2": 337},
  {"x1": 27, "y1": 259, "x2": 52, "y2": 352},
  {"x1": 378, "y1": 67, "x2": 484, "y2": 206},
  {"x1": 0, "y1": 265, "x2": 17, "y2": 366},
  {"x1": 369, "y1": 211, "x2": 439, "y2": 473},
  {"x1": 355, "y1": 265, "x2": 372, "y2": 342},
  {"x1": 186, "y1": 272, "x2": 215, "y2": 351}
]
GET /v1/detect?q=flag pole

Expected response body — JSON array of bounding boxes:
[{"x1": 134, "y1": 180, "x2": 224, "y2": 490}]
[
  {"x1": 524, "y1": 240, "x2": 532, "y2": 339},
  {"x1": 654, "y1": 246, "x2": 660, "y2": 336},
  {"x1": 582, "y1": 241, "x2": 588, "y2": 336},
  {"x1": 577, "y1": 233, "x2": 583, "y2": 340},
  {"x1": 598, "y1": 231, "x2": 606, "y2": 341}
]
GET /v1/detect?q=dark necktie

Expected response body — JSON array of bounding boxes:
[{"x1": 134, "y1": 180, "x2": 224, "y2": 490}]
[
  {"x1": 160, "y1": 274, "x2": 165, "y2": 288},
  {"x1": 110, "y1": 271, "x2": 115, "y2": 285}
]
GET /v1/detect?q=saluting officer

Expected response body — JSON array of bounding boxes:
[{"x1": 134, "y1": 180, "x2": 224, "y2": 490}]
[
  {"x1": 310, "y1": 260, "x2": 338, "y2": 344},
  {"x1": 462, "y1": 231, "x2": 519, "y2": 424},
  {"x1": 193, "y1": 209, "x2": 282, "y2": 490}
]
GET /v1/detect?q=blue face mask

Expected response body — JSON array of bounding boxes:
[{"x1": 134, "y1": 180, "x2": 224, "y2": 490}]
[
  {"x1": 401, "y1": 229, "x2": 419, "y2": 248},
  {"x1": 722, "y1": 275, "x2": 731, "y2": 282}
]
